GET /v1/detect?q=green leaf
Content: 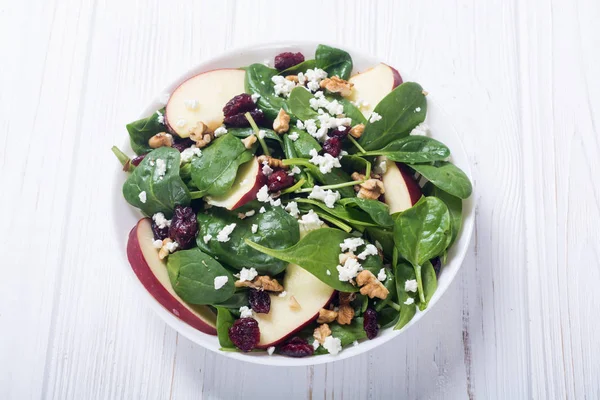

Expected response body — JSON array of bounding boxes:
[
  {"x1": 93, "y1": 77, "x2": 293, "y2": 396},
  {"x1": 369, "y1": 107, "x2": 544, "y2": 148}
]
[
  {"x1": 166, "y1": 249, "x2": 235, "y2": 305},
  {"x1": 245, "y1": 63, "x2": 286, "y2": 120},
  {"x1": 290, "y1": 127, "x2": 321, "y2": 158},
  {"x1": 379, "y1": 307, "x2": 400, "y2": 329},
  {"x1": 190, "y1": 134, "x2": 254, "y2": 197},
  {"x1": 375, "y1": 267, "x2": 397, "y2": 312},
  {"x1": 245, "y1": 228, "x2": 358, "y2": 292},
  {"x1": 336, "y1": 97, "x2": 367, "y2": 125},
  {"x1": 338, "y1": 198, "x2": 394, "y2": 228},
  {"x1": 296, "y1": 198, "x2": 379, "y2": 228},
  {"x1": 287, "y1": 87, "x2": 319, "y2": 121},
  {"x1": 197, "y1": 206, "x2": 300, "y2": 275},
  {"x1": 280, "y1": 59, "x2": 316, "y2": 75},
  {"x1": 229, "y1": 127, "x2": 282, "y2": 143},
  {"x1": 212, "y1": 291, "x2": 249, "y2": 310},
  {"x1": 216, "y1": 307, "x2": 235, "y2": 348},
  {"x1": 419, "y1": 260, "x2": 438, "y2": 310},
  {"x1": 394, "y1": 261, "x2": 417, "y2": 330},
  {"x1": 364, "y1": 136, "x2": 450, "y2": 163},
  {"x1": 122, "y1": 147, "x2": 191, "y2": 217},
  {"x1": 126, "y1": 109, "x2": 166, "y2": 155},
  {"x1": 424, "y1": 183, "x2": 463, "y2": 246},
  {"x1": 359, "y1": 82, "x2": 427, "y2": 151},
  {"x1": 315, "y1": 44, "x2": 353, "y2": 80},
  {"x1": 365, "y1": 227, "x2": 394, "y2": 260},
  {"x1": 319, "y1": 168, "x2": 356, "y2": 198},
  {"x1": 409, "y1": 161, "x2": 472, "y2": 199}
]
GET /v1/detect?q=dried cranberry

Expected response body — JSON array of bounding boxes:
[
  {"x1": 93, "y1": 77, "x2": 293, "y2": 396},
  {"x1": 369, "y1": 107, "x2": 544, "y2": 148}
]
[
  {"x1": 223, "y1": 93, "x2": 256, "y2": 118},
  {"x1": 151, "y1": 221, "x2": 169, "y2": 241},
  {"x1": 431, "y1": 256, "x2": 442, "y2": 276},
  {"x1": 168, "y1": 205, "x2": 198, "y2": 249},
  {"x1": 277, "y1": 337, "x2": 314, "y2": 357},
  {"x1": 323, "y1": 137, "x2": 342, "y2": 157},
  {"x1": 131, "y1": 154, "x2": 146, "y2": 166},
  {"x1": 363, "y1": 308, "x2": 379, "y2": 340},
  {"x1": 328, "y1": 127, "x2": 349, "y2": 139},
  {"x1": 248, "y1": 289, "x2": 270, "y2": 313},
  {"x1": 267, "y1": 169, "x2": 295, "y2": 192},
  {"x1": 224, "y1": 109, "x2": 264, "y2": 128},
  {"x1": 171, "y1": 138, "x2": 195, "y2": 152},
  {"x1": 274, "y1": 52, "x2": 305, "y2": 71},
  {"x1": 228, "y1": 318, "x2": 260, "y2": 352}
]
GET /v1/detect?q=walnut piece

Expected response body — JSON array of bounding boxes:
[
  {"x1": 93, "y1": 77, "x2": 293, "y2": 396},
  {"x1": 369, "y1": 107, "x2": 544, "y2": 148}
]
[
  {"x1": 338, "y1": 292, "x2": 356, "y2": 305},
  {"x1": 241, "y1": 134, "x2": 257, "y2": 149},
  {"x1": 273, "y1": 108, "x2": 290, "y2": 134},
  {"x1": 356, "y1": 270, "x2": 389, "y2": 299},
  {"x1": 158, "y1": 238, "x2": 174, "y2": 260},
  {"x1": 289, "y1": 295, "x2": 301, "y2": 310},
  {"x1": 257, "y1": 155, "x2": 288, "y2": 170},
  {"x1": 348, "y1": 124, "x2": 365, "y2": 139},
  {"x1": 285, "y1": 75, "x2": 299, "y2": 83},
  {"x1": 336, "y1": 304, "x2": 355, "y2": 325},
  {"x1": 422, "y1": 90, "x2": 429, "y2": 96},
  {"x1": 317, "y1": 308, "x2": 338, "y2": 324},
  {"x1": 319, "y1": 76, "x2": 354, "y2": 97},
  {"x1": 188, "y1": 121, "x2": 214, "y2": 148},
  {"x1": 313, "y1": 324, "x2": 331, "y2": 344},
  {"x1": 148, "y1": 132, "x2": 173, "y2": 148},
  {"x1": 234, "y1": 275, "x2": 284, "y2": 292},
  {"x1": 351, "y1": 172, "x2": 385, "y2": 199}
]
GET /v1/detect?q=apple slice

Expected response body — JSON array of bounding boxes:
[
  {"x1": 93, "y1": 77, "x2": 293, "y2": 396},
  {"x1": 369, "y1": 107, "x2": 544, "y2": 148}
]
[
  {"x1": 254, "y1": 263, "x2": 336, "y2": 348},
  {"x1": 380, "y1": 157, "x2": 422, "y2": 213},
  {"x1": 127, "y1": 218, "x2": 217, "y2": 334},
  {"x1": 205, "y1": 157, "x2": 267, "y2": 210},
  {"x1": 166, "y1": 68, "x2": 246, "y2": 137},
  {"x1": 348, "y1": 63, "x2": 403, "y2": 118}
]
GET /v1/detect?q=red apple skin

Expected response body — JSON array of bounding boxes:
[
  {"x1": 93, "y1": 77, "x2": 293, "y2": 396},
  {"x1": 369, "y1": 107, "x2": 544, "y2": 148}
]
[
  {"x1": 383, "y1": 63, "x2": 403, "y2": 88},
  {"x1": 230, "y1": 170, "x2": 267, "y2": 210},
  {"x1": 397, "y1": 163, "x2": 422, "y2": 204},
  {"x1": 127, "y1": 219, "x2": 217, "y2": 335}
]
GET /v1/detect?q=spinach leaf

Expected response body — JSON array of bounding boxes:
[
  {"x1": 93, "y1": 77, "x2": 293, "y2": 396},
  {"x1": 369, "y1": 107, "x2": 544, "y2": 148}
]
[
  {"x1": 287, "y1": 87, "x2": 319, "y2": 121},
  {"x1": 313, "y1": 319, "x2": 366, "y2": 354},
  {"x1": 359, "y1": 82, "x2": 427, "y2": 151},
  {"x1": 216, "y1": 307, "x2": 235, "y2": 348},
  {"x1": 296, "y1": 204, "x2": 354, "y2": 233},
  {"x1": 126, "y1": 109, "x2": 166, "y2": 155},
  {"x1": 424, "y1": 182, "x2": 463, "y2": 246},
  {"x1": 364, "y1": 136, "x2": 450, "y2": 163},
  {"x1": 315, "y1": 44, "x2": 353, "y2": 80},
  {"x1": 319, "y1": 168, "x2": 356, "y2": 198},
  {"x1": 166, "y1": 248, "x2": 235, "y2": 305},
  {"x1": 394, "y1": 261, "x2": 417, "y2": 330},
  {"x1": 375, "y1": 267, "x2": 397, "y2": 311},
  {"x1": 245, "y1": 64, "x2": 285, "y2": 120},
  {"x1": 419, "y1": 260, "x2": 437, "y2": 310},
  {"x1": 196, "y1": 206, "x2": 300, "y2": 275},
  {"x1": 190, "y1": 134, "x2": 254, "y2": 197},
  {"x1": 295, "y1": 198, "x2": 378, "y2": 228},
  {"x1": 245, "y1": 228, "x2": 358, "y2": 292},
  {"x1": 409, "y1": 161, "x2": 472, "y2": 199},
  {"x1": 365, "y1": 227, "x2": 394, "y2": 260},
  {"x1": 340, "y1": 154, "x2": 371, "y2": 176},
  {"x1": 122, "y1": 147, "x2": 191, "y2": 217},
  {"x1": 229, "y1": 127, "x2": 282, "y2": 143},
  {"x1": 337, "y1": 97, "x2": 367, "y2": 125},
  {"x1": 280, "y1": 59, "x2": 316, "y2": 75},
  {"x1": 379, "y1": 307, "x2": 400, "y2": 329},
  {"x1": 338, "y1": 198, "x2": 394, "y2": 228},
  {"x1": 213, "y1": 291, "x2": 249, "y2": 310},
  {"x1": 290, "y1": 127, "x2": 321, "y2": 158}
]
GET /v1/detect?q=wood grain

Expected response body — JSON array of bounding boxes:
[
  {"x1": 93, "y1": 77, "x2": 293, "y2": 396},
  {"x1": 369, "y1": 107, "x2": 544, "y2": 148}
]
[{"x1": 0, "y1": 0, "x2": 598, "y2": 398}]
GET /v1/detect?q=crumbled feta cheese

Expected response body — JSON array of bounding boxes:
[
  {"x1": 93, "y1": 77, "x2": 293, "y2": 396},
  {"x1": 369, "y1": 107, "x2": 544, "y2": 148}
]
[
  {"x1": 138, "y1": 191, "x2": 147, "y2": 203},
  {"x1": 405, "y1": 279, "x2": 418, "y2": 293},
  {"x1": 337, "y1": 257, "x2": 363, "y2": 282},
  {"x1": 203, "y1": 234, "x2": 212, "y2": 243},
  {"x1": 259, "y1": 206, "x2": 266, "y2": 213},
  {"x1": 152, "y1": 212, "x2": 171, "y2": 229},
  {"x1": 216, "y1": 223, "x2": 237, "y2": 242},
  {"x1": 297, "y1": 72, "x2": 307, "y2": 85},
  {"x1": 308, "y1": 186, "x2": 340, "y2": 208},
  {"x1": 373, "y1": 158, "x2": 388, "y2": 174},
  {"x1": 154, "y1": 158, "x2": 167, "y2": 180},
  {"x1": 261, "y1": 162, "x2": 273, "y2": 176},
  {"x1": 288, "y1": 131, "x2": 299, "y2": 141},
  {"x1": 257, "y1": 185, "x2": 271, "y2": 202},
  {"x1": 258, "y1": 130, "x2": 266, "y2": 139},
  {"x1": 245, "y1": 210, "x2": 255, "y2": 217},
  {"x1": 312, "y1": 339, "x2": 320, "y2": 350},
  {"x1": 156, "y1": 110, "x2": 165, "y2": 124},
  {"x1": 175, "y1": 118, "x2": 187, "y2": 128},
  {"x1": 157, "y1": 93, "x2": 170, "y2": 105},
  {"x1": 152, "y1": 239, "x2": 163, "y2": 249},
  {"x1": 214, "y1": 276, "x2": 228, "y2": 290},
  {"x1": 304, "y1": 68, "x2": 328, "y2": 92},
  {"x1": 323, "y1": 336, "x2": 342, "y2": 355},
  {"x1": 304, "y1": 119, "x2": 318, "y2": 137},
  {"x1": 272, "y1": 75, "x2": 297, "y2": 97},
  {"x1": 288, "y1": 166, "x2": 301, "y2": 176},
  {"x1": 308, "y1": 149, "x2": 341, "y2": 174},
  {"x1": 269, "y1": 198, "x2": 282, "y2": 207},
  {"x1": 267, "y1": 346, "x2": 275, "y2": 356},
  {"x1": 404, "y1": 297, "x2": 415, "y2": 305},
  {"x1": 352, "y1": 99, "x2": 369, "y2": 109},
  {"x1": 251, "y1": 93, "x2": 261, "y2": 102},
  {"x1": 251, "y1": 224, "x2": 258, "y2": 233},
  {"x1": 278, "y1": 291, "x2": 287, "y2": 297},
  {"x1": 309, "y1": 94, "x2": 344, "y2": 115},
  {"x1": 285, "y1": 201, "x2": 300, "y2": 218},
  {"x1": 340, "y1": 237, "x2": 365, "y2": 252},
  {"x1": 296, "y1": 120, "x2": 305, "y2": 129},
  {"x1": 165, "y1": 241, "x2": 178, "y2": 252},
  {"x1": 184, "y1": 99, "x2": 199, "y2": 111},
  {"x1": 239, "y1": 267, "x2": 258, "y2": 282},
  {"x1": 239, "y1": 306, "x2": 253, "y2": 318},
  {"x1": 415, "y1": 107, "x2": 421, "y2": 112},
  {"x1": 369, "y1": 112, "x2": 382, "y2": 123},
  {"x1": 213, "y1": 126, "x2": 228, "y2": 137},
  {"x1": 410, "y1": 122, "x2": 430, "y2": 136},
  {"x1": 377, "y1": 268, "x2": 387, "y2": 282},
  {"x1": 298, "y1": 210, "x2": 324, "y2": 231},
  {"x1": 326, "y1": 269, "x2": 331, "y2": 276},
  {"x1": 180, "y1": 146, "x2": 202, "y2": 163},
  {"x1": 338, "y1": 126, "x2": 347, "y2": 132},
  {"x1": 357, "y1": 244, "x2": 378, "y2": 260}
]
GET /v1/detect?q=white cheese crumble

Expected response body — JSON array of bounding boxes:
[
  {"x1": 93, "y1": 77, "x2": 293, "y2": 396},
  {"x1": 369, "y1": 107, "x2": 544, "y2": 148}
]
[
  {"x1": 138, "y1": 191, "x2": 147, "y2": 203},
  {"x1": 184, "y1": 99, "x2": 199, "y2": 111},
  {"x1": 245, "y1": 210, "x2": 256, "y2": 217},
  {"x1": 278, "y1": 291, "x2": 287, "y2": 298},
  {"x1": 404, "y1": 297, "x2": 415, "y2": 305},
  {"x1": 340, "y1": 237, "x2": 365, "y2": 253},
  {"x1": 312, "y1": 339, "x2": 320, "y2": 351},
  {"x1": 180, "y1": 146, "x2": 202, "y2": 163},
  {"x1": 251, "y1": 224, "x2": 258, "y2": 233},
  {"x1": 284, "y1": 201, "x2": 300, "y2": 218},
  {"x1": 272, "y1": 75, "x2": 297, "y2": 97},
  {"x1": 369, "y1": 112, "x2": 382, "y2": 123},
  {"x1": 259, "y1": 206, "x2": 266, "y2": 213},
  {"x1": 308, "y1": 149, "x2": 341, "y2": 174},
  {"x1": 251, "y1": 93, "x2": 261, "y2": 102},
  {"x1": 152, "y1": 239, "x2": 163, "y2": 249},
  {"x1": 267, "y1": 346, "x2": 275, "y2": 356},
  {"x1": 326, "y1": 270, "x2": 331, "y2": 276},
  {"x1": 202, "y1": 234, "x2": 212, "y2": 243},
  {"x1": 309, "y1": 92, "x2": 344, "y2": 115},
  {"x1": 156, "y1": 110, "x2": 165, "y2": 124},
  {"x1": 308, "y1": 186, "x2": 340, "y2": 208},
  {"x1": 323, "y1": 336, "x2": 342, "y2": 355},
  {"x1": 216, "y1": 223, "x2": 237, "y2": 242},
  {"x1": 165, "y1": 241, "x2": 179, "y2": 253},
  {"x1": 357, "y1": 244, "x2": 378, "y2": 260},
  {"x1": 239, "y1": 267, "x2": 258, "y2": 282},
  {"x1": 415, "y1": 107, "x2": 422, "y2": 112},
  {"x1": 154, "y1": 158, "x2": 167, "y2": 180},
  {"x1": 269, "y1": 198, "x2": 281, "y2": 207},
  {"x1": 410, "y1": 122, "x2": 430, "y2": 136},
  {"x1": 405, "y1": 279, "x2": 418, "y2": 293},
  {"x1": 214, "y1": 276, "x2": 228, "y2": 290},
  {"x1": 298, "y1": 210, "x2": 324, "y2": 231},
  {"x1": 175, "y1": 118, "x2": 187, "y2": 128},
  {"x1": 214, "y1": 126, "x2": 228, "y2": 137},
  {"x1": 377, "y1": 268, "x2": 387, "y2": 282},
  {"x1": 288, "y1": 131, "x2": 299, "y2": 141},
  {"x1": 152, "y1": 212, "x2": 171, "y2": 229},
  {"x1": 288, "y1": 166, "x2": 301, "y2": 176},
  {"x1": 258, "y1": 130, "x2": 266, "y2": 139},
  {"x1": 256, "y1": 185, "x2": 271, "y2": 202},
  {"x1": 261, "y1": 162, "x2": 274, "y2": 176},
  {"x1": 296, "y1": 120, "x2": 305, "y2": 129},
  {"x1": 239, "y1": 306, "x2": 253, "y2": 318},
  {"x1": 336, "y1": 257, "x2": 363, "y2": 282},
  {"x1": 304, "y1": 68, "x2": 328, "y2": 92},
  {"x1": 352, "y1": 99, "x2": 369, "y2": 109}
]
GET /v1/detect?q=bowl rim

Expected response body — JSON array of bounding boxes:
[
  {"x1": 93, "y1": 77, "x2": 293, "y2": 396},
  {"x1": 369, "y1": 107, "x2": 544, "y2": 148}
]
[{"x1": 112, "y1": 40, "x2": 475, "y2": 366}]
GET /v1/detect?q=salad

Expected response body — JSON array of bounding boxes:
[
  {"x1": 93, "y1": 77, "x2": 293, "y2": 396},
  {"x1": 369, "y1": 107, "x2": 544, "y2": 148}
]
[{"x1": 112, "y1": 44, "x2": 472, "y2": 358}]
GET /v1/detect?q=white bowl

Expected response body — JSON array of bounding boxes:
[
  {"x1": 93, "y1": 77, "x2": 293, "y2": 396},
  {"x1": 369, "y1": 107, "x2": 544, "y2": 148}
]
[{"x1": 112, "y1": 42, "x2": 475, "y2": 366}]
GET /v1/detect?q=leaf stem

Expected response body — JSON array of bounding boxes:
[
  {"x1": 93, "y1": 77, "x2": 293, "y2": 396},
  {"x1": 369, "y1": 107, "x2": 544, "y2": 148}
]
[
  {"x1": 111, "y1": 146, "x2": 134, "y2": 172},
  {"x1": 414, "y1": 264, "x2": 426, "y2": 303},
  {"x1": 280, "y1": 178, "x2": 306, "y2": 194},
  {"x1": 313, "y1": 211, "x2": 353, "y2": 233},
  {"x1": 245, "y1": 112, "x2": 270, "y2": 156},
  {"x1": 388, "y1": 301, "x2": 401, "y2": 312},
  {"x1": 296, "y1": 180, "x2": 364, "y2": 193},
  {"x1": 189, "y1": 191, "x2": 204, "y2": 199},
  {"x1": 348, "y1": 136, "x2": 366, "y2": 154}
]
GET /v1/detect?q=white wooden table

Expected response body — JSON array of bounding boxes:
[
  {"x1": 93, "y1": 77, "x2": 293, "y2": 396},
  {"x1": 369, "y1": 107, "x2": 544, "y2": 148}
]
[{"x1": 2, "y1": 0, "x2": 599, "y2": 398}]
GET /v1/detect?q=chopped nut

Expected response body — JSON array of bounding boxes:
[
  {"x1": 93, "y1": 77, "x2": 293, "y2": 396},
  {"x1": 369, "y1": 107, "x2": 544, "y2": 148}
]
[
  {"x1": 351, "y1": 172, "x2": 385, "y2": 199},
  {"x1": 356, "y1": 270, "x2": 389, "y2": 299},
  {"x1": 338, "y1": 252, "x2": 357, "y2": 265},
  {"x1": 237, "y1": 212, "x2": 247, "y2": 219},
  {"x1": 158, "y1": 238, "x2": 173, "y2": 260},
  {"x1": 273, "y1": 108, "x2": 290, "y2": 134},
  {"x1": 336, "y1": 304, "x2": 355, "y2": 325},
  {"x1": 348, "y1": 124, "x2": 365, "y2": 139},
  {"x1": 257, "y1": 155, "x2": 288, "y2": 170},
  {"x1": 317, "y1": 308, "x2": 338, "y2": 324},
  {"x1": 241, "y1": 134, "x2": 257, "y2": 149},
  {"x1": 289, "y1": 296, "x2": 301, "y2": 310},
  {"x1": 148, "y1": 132, "x2": 173, "y2": 148},
  {"x1": 319, "y1": 76, "x2": 354, "y2": 97},
  {"x1": 338, "y1": 292, "x2": 356, "y2": 305},
  {"x1": 235, "y1": 275, "x2": 284, "y2": 292},
  {"x1": 285, "y1": 75, "x2": 299, "y2": 83},
  {"x1": 188, "y1": 121, "x2": 214, "y2": 148},
  {"x1": 313, "y1": 324, "x2": 331, "y2": 344},
  {"x1": 351, "y1": 172, "x2": 366, "y2": 181},
  {"x1": 422, "y1": 90, "x2": 429, "y2": 96}
]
